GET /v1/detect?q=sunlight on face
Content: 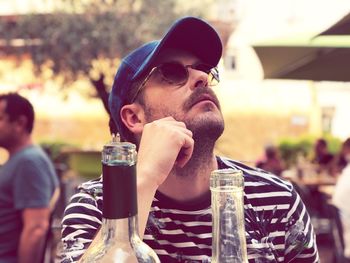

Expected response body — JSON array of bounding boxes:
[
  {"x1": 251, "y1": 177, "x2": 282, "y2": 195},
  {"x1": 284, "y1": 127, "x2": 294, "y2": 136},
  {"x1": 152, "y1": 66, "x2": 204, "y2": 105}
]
[{"x1": 140, "y1": 49, "x2": 224, "y2": 142}]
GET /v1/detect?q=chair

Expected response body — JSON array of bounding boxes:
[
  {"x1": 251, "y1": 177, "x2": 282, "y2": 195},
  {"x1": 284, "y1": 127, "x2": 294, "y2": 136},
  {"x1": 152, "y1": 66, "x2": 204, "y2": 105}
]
[
  {"x1": 291, "y1": 181, "x2": 315, "y2": 215},
  {"x1": 41, "y1": 187, "x2": 60, "y2": 263}
]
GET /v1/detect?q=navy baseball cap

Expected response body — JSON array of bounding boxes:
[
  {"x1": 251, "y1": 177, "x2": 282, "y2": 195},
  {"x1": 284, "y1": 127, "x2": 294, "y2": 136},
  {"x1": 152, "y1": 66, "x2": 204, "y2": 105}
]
[{"x1": 109, "y1": 16, "x2": 223, "y2": 140}]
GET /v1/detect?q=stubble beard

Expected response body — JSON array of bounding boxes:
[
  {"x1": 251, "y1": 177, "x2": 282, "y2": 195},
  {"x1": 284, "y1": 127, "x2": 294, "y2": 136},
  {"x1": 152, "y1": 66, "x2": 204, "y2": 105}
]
[{"x1": 176, "y1": 114, "x2": 224, "y2": 177}]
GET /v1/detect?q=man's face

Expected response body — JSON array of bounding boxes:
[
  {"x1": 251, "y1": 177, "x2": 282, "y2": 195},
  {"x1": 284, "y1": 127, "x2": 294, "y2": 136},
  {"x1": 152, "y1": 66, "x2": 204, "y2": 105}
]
[
  {"x1": 138, "y1": 49, "x2": 224, "y2": 141},
  {"x1": 0, "y1": 100, "x2": 16, "y2": 148}
]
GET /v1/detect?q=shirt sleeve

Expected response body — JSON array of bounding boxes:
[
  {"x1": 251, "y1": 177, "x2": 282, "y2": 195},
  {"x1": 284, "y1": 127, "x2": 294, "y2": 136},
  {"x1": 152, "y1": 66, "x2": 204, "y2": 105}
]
[
  {"x1": 59, "y1": 190, "x2": 102, "y2": 263},
  {"x1": 14, "y1": 158, "x2": 54, "y2": 209},
  {"x1": 284, "y1": 188, "x2": 319, "y2": 262}
]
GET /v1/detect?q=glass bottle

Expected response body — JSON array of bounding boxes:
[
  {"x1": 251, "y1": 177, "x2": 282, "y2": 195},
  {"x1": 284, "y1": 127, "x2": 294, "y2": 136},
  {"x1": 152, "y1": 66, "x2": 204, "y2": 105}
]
[
  {"x1": 79, "y1": 134, "x2": 160, "y2": 263},
  {"x1": 210, "y1": 168, "x2": 248, "y2": 263}
]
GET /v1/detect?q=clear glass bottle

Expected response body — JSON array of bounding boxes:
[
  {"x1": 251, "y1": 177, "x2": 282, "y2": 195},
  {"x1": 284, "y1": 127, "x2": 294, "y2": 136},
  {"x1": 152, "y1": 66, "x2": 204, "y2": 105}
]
[
  {"x1": 79, "y1": 135, "x2": 160, "y2": 263},
  {"x1": 210, "y1": 168, "x2": 248, "y2": 263}
]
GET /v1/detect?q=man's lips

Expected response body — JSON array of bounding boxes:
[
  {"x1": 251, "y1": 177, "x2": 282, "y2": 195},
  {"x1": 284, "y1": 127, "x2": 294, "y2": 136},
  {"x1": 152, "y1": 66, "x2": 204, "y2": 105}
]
[{"x1": 190, "y1": 94, "x2": 219, "y2": 108}]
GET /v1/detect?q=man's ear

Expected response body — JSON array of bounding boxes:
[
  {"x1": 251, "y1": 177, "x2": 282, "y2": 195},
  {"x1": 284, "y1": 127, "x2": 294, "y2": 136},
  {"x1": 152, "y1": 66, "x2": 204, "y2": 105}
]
[
  {"x1": 120, "y1": 104, "x2": 144, "y2": 135},
  {"x1": 16, "y1": 116, "x2": 28, "y2": 131}
]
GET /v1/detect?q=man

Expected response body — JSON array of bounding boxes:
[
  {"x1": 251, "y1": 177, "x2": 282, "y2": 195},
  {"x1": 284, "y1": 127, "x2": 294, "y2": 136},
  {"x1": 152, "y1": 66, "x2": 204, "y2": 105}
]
[
  {"x1": 256, "y1": 145, "x2": 285, "y2": 176},
  {"x1": 0, "y1": 93, "x2": 59, "y2": 263},
  {"x1": 332, "y1": 137, "x2": 350, "y2": 175},
  {"x1": 313, "y1": 138, "x2": 334, "y2": 173},
  {"x1": 60, "y1": 17, "x2": 319, "y2": 262}
]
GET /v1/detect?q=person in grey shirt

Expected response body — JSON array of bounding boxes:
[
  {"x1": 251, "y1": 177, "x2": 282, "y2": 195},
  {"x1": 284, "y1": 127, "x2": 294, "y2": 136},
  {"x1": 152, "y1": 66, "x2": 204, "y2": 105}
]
[{"x1": 0, "y1": 93, "x2": 59, "y2": 263}]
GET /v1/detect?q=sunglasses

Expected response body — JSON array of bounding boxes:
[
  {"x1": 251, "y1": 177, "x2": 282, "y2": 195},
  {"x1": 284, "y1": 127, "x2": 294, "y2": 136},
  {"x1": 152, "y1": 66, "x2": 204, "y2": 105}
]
[{"x1": 131, "y1": 61, "x2": 220, "y2": 102}]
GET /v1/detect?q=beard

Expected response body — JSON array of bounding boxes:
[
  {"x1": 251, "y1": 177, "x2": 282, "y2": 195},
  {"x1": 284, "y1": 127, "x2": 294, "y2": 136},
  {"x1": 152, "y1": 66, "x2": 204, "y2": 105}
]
[
  {"x1": 182, "y1": 86, "x2": 224, "y2": 144},
  {"x1": 141, "y1": 87, "x2": 225, "y2": 175}
]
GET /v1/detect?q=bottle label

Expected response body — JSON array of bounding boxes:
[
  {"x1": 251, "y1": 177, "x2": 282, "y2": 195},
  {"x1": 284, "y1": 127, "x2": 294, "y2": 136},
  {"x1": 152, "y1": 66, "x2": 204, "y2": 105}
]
[{"x1": 102, "y1": 164, "x2": 137, "y2": 219}]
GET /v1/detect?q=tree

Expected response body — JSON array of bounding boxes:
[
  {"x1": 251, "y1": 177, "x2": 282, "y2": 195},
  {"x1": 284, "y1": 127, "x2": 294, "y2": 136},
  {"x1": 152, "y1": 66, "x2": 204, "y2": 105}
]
[{"x1": 0, "y1": 0, "x2": 210, "y2": 115}]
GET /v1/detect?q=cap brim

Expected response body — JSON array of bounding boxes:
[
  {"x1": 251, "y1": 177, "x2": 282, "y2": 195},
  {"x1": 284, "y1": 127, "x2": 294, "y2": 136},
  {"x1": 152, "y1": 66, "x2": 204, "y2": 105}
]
[{"x1": 133, "y1": 17, "x2": 222, "y2": 81}]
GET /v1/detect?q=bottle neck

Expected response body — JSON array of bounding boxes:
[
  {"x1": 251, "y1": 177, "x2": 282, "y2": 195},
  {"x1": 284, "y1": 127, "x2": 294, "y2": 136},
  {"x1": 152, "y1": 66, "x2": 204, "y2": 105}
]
[
  {"x1": 101, "y1": 215, "x2": 139, "y2": 243},
  {"x1": 211, "y1": 188, "x2": 247, "y2": 262},
  {"x1": 210, "y1": 170, "x2": 247, "y2": 262}
]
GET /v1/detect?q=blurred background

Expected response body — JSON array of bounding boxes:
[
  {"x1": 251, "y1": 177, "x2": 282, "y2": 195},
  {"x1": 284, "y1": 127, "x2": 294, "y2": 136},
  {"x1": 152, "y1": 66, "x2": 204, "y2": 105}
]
[
  {"x1": 1, "y1": 0, "x2": 350, "y2": 262},
  {"x1": 1, "y1": 0, "x2": 350, "y2": 165}
]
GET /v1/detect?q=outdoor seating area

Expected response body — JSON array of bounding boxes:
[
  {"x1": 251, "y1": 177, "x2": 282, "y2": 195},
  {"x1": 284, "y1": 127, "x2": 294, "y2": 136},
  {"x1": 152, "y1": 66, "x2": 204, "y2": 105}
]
[
  {"x1": 254, "y1": 134, "x2": 350, "y2": 262},
  {"x1": 38, "y1": 135, "x2": 349, "y2": 262},
  {"x1": 1, "y1": 1, "x2": 350, "y2": 263},
  {"x1": 272, "y1": 164, "x2": 340, "y2": 261}
]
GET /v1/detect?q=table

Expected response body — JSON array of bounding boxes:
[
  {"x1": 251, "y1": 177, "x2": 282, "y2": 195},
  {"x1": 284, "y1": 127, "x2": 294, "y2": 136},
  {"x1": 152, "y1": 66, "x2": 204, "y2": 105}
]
[
  {"x1": 318, "y1": 185, "x2": 335, "y2": 200},
  {"x1": 297, "y1": 175, "x2": 336, "y2": 187},
  {"x1": 282, "y1": 168, "x2": 337, "y2": 219},
  {"x1": 281, "y1": 168, "x2": 337, "y2": 187}
]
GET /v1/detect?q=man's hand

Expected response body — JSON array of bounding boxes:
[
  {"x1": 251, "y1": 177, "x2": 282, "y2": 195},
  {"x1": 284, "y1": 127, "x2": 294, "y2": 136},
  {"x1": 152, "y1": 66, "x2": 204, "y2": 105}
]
[
  {"x1": 137, "y1": 117, "x2": 194, "y2": 187},
  {"x1": 135, "y1": 117, "x2": 194, "y2": 237}
]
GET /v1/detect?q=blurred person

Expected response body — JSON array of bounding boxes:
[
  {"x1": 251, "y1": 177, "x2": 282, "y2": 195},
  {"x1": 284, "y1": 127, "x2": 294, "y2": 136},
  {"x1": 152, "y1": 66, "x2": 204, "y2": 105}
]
[
  {"x1": 333, "y1": 137, "x2": 350, "y2": 260},
  {"x1": 312, "y1": 138, "x2": 334, "y2": 173},
  {"x1": 60, "y1": 17, "x2": 318, "y2": 262},
  {"x1": 331, "y1": 138, "x2": 350, "y2": 176},
  {"x1": 256, "y1": 145, "x2": 285, "y2": 176},
  {"x1": 0, "y1": 93, "x2": 59, "y2": 263}
]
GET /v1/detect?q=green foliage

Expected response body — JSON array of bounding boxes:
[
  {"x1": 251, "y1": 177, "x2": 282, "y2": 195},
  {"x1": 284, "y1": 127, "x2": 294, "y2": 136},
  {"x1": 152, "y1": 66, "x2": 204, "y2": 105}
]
[
  {"x1": 39, "y1": 140, "x2": 100, "y2": 179},
  {"x1": 278, "y1": 137, "x2": 314, "y2": 168},
  {"x1": 1, "y1": 0, "x2": 207, "y2": 86},
  {"x1": 67, "y1": 150, "x2": 101, "y2": 179},
  {"x1": 39, "y1": 140, "x2": 77, "y2": 163},
  {"x1": 277, "y1": 135, "x2": 342, "y2": 168},
  {"x1": 0, "y1": 0, "x2": 215, "y2": 116},
  {"x1": 322, "y1": 133, "x2": 342, "y2": 154}
]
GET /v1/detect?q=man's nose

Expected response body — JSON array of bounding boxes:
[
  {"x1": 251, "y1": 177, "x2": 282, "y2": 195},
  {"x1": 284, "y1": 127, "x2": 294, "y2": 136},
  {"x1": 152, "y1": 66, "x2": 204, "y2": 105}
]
[{"x1": 188, "y1": 68, "x2": 208, "y2": 90}]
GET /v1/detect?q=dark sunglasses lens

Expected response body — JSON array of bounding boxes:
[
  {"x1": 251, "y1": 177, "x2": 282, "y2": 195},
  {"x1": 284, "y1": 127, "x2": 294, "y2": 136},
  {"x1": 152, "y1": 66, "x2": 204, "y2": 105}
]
[{"x1": 159, "y1": 63, "x2": 188, "y2": 84}]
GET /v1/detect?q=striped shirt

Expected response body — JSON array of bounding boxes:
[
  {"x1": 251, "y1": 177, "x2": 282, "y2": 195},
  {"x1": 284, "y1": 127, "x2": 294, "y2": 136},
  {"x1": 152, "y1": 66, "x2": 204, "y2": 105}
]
[{"x1": 59, "y1": 156, "x2": 319, "y2": 262}]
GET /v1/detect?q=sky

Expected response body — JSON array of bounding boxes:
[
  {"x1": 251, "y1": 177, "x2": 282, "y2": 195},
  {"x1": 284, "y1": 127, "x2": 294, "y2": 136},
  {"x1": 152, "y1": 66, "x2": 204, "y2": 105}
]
[
  {"x1": 0, "y1": 0, "x2": 56, "y2": 15},
  {"x1": 235, "y1": 0, "x2": 350, "y2": 41},
  {"x1": 1, "y1": 0, "x2": 349, "y2": 37}
]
